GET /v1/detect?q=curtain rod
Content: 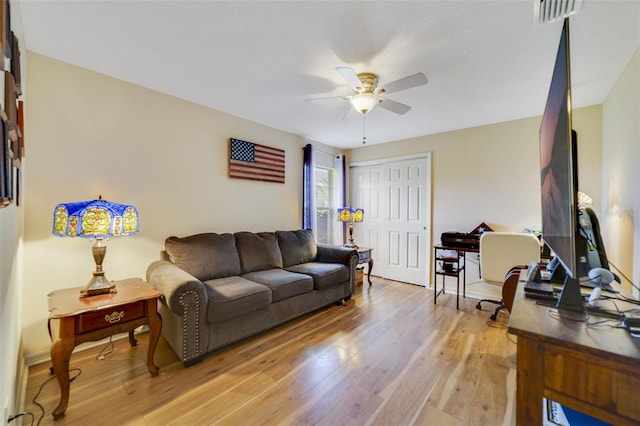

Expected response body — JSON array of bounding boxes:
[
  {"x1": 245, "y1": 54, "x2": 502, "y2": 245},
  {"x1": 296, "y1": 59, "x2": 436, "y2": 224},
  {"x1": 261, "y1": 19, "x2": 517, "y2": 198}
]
[{"x1": 304, "y1": 142, "x2": 344, "y2": 158}]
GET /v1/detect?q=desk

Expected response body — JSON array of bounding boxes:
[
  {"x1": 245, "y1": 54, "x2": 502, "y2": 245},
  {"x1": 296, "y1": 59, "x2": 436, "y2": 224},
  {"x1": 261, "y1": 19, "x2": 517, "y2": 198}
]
[
  {"x1": 48, "y1": 278, "x2": 162, "y2": 420},
  {"x1": 433, "y1": 243, "x2": 479, "y2": 309},
  {"x1": 508, "y1": 279, "x2": 640, "y2": 425}
]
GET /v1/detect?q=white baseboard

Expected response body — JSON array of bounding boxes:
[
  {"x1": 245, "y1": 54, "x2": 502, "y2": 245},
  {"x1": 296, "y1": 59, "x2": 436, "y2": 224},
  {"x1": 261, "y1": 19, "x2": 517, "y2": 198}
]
[
  {"x1": 24, "y1": 327, "x2": 147, "y2": 367},
  {"x1": 463, "y1": 280, "x2": 503, "y2": 301},
  {"x1": 428, "y1": 280, "x2": 502, "y2": 302}
]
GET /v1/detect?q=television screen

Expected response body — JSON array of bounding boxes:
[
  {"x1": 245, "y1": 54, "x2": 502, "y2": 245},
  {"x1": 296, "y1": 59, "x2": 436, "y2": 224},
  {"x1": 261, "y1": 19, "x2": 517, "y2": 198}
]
[{"x1": 539, "y1": 18, "x2": 578, "y2": 278}]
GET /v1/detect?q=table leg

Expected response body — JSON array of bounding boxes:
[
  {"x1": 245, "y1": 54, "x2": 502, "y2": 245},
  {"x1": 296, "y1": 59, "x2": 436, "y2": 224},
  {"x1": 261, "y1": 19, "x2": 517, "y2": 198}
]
[
  {"x1": 462, "y1": 251, "x2": 466, "y2": 299},
  {"x1": 456, "y1": 266, "x2": 460, "y2": 310},
  {"x1": 435, "y1": 271, "x2": 445, "y2": 304},
  {"x1": 146, "y1": 308, "x2": 162, "y2": 377},
  {"x1": 51, "y1": 337, "x2": 76, "y2": 420},
  {"x1": 128, "y1": 330, "x2": 138, "y2": 347},
  {"x1": 367, "y1": 259, "x2": 373, "y2": 286},
  {"x1": 516, "y1": 336, "x2": 545, "y2": 425},
  {"x1": 433, "y1": 247, "x2": 438, "y2": 304}
]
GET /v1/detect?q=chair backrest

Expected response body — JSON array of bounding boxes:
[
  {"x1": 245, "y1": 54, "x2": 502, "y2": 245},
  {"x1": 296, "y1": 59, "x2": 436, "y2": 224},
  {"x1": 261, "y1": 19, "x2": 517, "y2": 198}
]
[{"x1": 480, "y1": 232, "x2": 541, "y2": 285}]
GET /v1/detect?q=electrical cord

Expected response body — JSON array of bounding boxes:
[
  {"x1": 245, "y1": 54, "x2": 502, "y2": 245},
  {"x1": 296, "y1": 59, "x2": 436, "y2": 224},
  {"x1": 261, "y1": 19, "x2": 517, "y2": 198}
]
[
  {"x1": 30, "y1": 368, "x2": 81, "y2": 426},
  {"x1": 96, "y1": 335, "x2": 115, "y2": 360},
  {"x1": 24, "y1": 333, "x2": 123, "y2": 424},
  {"x1": 7, "y1": 412, "x2": 34, "y2": 425},
  {"x1": 608, "y1": 261, "x2": 640, "y2": 294},
  {"x1": 614, "y1": 293, "x2": 640, "y2": 306}
]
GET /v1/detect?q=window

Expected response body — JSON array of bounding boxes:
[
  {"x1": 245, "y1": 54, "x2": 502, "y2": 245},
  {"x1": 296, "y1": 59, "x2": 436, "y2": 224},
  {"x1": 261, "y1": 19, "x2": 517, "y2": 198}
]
[
  {"x1": 315, "y1": 166, "x2": 334, "y2": 244},
  {"x1": 304, "y1": 146, "x2": 344, "y2": 245},
  {"x1": 314, "y1": 151, "x2": 344, "y2": 245}
]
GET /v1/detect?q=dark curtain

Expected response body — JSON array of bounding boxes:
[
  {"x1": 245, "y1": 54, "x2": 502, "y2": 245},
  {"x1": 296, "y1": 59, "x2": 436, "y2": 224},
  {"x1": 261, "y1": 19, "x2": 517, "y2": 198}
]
[
  {"x1": 338, "y1": 154, "x2": 347, "y2": 244},
  {"x1": 302, "y1": 144, "x2": 316, "y2": 231}
]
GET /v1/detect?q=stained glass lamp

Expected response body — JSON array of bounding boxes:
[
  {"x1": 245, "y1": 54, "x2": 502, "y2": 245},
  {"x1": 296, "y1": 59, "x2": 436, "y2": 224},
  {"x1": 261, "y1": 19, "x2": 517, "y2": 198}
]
[
  {"x1": 52, "y1": 196, "x2": 139, "y2": 298},
  {"x1": 337, "y1": 207, "x2": 364, "y2": 248}
]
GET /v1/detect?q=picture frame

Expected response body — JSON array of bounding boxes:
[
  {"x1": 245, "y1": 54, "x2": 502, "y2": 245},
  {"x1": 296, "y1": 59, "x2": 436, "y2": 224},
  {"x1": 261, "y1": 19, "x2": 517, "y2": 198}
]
[
  {"x1": 17, "y1": 99, "x2": 23, "y2": 157},
  {"x1": 10, "y1": 30, "x2": 20, "y2": 96},
  {"x1": 14, "y1": 165, "x2": 19, "y2": 206},
  {"x1": 0, "y1": 115, "x2": 12, "y2": 207},
  {"x1": 4, "y1": 70, "x2": 19, "y2": 168},
  {"x1": 0, "y1": 0, "x2": 7, "y2": 70}
]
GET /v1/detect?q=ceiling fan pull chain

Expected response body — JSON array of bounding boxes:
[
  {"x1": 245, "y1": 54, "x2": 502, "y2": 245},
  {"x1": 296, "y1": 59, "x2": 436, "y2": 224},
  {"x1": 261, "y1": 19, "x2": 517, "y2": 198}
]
[{"x1": 362, "y1": 113, "x2": 367, "y2": 144}]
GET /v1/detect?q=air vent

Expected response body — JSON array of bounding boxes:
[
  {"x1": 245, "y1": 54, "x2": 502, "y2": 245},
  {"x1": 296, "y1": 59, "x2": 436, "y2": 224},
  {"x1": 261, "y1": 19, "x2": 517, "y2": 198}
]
[{"x1": 534, "y1": 0, "x2": 583, "y2": 24}]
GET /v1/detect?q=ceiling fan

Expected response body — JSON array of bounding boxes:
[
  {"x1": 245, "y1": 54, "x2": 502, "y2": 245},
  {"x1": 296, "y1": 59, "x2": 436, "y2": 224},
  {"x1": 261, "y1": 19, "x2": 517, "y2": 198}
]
[{"x1": 306, "y1": 67, "x2": 428, "y2": 116}]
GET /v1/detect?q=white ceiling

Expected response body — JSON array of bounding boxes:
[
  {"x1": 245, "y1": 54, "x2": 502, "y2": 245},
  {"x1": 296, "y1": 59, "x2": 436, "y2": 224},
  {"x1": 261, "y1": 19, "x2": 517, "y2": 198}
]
[{"x1": 17, "y1": 1, "x2": 640, "y2": 149}]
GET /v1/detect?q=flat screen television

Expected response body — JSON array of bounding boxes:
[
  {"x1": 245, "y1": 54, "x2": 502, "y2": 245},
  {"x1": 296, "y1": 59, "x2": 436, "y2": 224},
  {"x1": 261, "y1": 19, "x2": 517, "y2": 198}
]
[{"x1": 539, "y1": 18, "x2": 585, "y2": 311}]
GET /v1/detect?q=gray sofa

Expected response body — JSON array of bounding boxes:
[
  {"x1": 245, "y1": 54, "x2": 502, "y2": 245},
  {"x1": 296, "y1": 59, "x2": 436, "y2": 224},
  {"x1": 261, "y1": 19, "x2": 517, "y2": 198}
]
[{"x1": 146, "y1": 229, "x2": 358, "y2": 366}]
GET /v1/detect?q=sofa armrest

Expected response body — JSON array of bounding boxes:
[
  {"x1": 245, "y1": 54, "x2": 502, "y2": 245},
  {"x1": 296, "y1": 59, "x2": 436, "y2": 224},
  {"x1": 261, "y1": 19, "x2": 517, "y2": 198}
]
[
  {"x1": 146, "y1": 260, "x2": 206, "y2": 314},
  {"x1": 316, "y1": 244, "x2": 357, "y2": 265},
  {"x1": 146, "y1": 260, "x2": 209, "y2": 363},
  {"x1": 317, "y1": 245, "x2": 359, "y2": 295}
]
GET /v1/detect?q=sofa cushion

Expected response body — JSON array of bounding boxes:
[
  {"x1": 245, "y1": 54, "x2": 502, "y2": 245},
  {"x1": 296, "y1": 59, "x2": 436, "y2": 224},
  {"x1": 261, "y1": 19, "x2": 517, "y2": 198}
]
[
  {"x1": 204, "y1": 276, "x2": 272, "y2": 323},
  {"x1": 276, "y1": 229, "x2": 318, "y2": 268},
  {"x1": 165, "y1": 233, "x2": 241, "y2": 281},
  {"x1": 242, "y1": 269, "x2": 313, "y2": 302},
  {"x1": 235, "y1": 232, "x2": 283, "y2": 273},
  {"x1": 286, "y1": 262, "x2": 349, "y2": 290}
]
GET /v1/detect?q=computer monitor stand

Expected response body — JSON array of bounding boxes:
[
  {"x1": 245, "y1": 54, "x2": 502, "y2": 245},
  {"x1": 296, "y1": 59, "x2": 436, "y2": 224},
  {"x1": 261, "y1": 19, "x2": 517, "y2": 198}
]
[{"x1": 556, "y1": 275, "x2": 586, "y2": 313}]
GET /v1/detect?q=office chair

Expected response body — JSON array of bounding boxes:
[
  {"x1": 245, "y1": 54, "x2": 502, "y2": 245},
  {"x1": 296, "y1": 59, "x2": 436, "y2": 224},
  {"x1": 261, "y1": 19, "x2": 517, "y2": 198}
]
[{"x1": 475, "y1": 232, "x2": 541, "y2": 320}]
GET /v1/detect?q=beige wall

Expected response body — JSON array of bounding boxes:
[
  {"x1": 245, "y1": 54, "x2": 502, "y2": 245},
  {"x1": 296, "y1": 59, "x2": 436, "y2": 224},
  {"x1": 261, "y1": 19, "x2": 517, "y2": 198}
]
[
  {"x1": 20, "y1": 47, "x2": 635, "y2": 361},
  {"x1": 0, "y1": 196, "x2": 23, "y2": 416},
  {"x1": 23, "y1": 53, "x2": 307, "y2": 359},
  {"x1": 347, "y1": 105, "x2": 604, "y2": 273},
  {"x1": 1, "y1": 4, "x2": 26, "y2": 417},
  {"x1": 602, "y1": 46, "x2": 640, "y2": 294}
]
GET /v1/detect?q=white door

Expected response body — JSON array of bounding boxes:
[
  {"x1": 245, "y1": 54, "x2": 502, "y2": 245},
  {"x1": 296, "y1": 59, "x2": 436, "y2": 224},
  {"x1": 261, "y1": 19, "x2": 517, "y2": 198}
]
[{"x1": 350, "y1": 155, "x2": 431, "y2": 286}]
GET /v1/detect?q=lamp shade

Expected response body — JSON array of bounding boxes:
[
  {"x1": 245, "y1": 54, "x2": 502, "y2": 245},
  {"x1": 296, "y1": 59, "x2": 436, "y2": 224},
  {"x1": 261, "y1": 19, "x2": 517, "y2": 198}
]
[
  {"x1": 352, "y1": 208, "x2": 364, "y2": 223},
  {"x1": 337, "y1": 207, "x2": 352, "y2": 222},
  {"x1": 350, "y1": 93, "x2": 379, "y2": 114},
  {"x1": 53, "y1": 198, "x2": 139, "y2": 238},
  {"x1": 337, "y1": 207, "x2": 364, "y2": 223}
]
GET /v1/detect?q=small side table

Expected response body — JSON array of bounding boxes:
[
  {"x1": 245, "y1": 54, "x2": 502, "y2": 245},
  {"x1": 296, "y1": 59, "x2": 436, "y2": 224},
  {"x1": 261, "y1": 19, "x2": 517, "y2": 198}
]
[
  {"x1": 47, "y1": 278, "x2": 162, "y2": 420},
  {"x1": 355, "y1": 246, "x2": 373, "y2": 286},
  {"x1": 433, "y1": 244, "x2": 479, "y2": 309}
]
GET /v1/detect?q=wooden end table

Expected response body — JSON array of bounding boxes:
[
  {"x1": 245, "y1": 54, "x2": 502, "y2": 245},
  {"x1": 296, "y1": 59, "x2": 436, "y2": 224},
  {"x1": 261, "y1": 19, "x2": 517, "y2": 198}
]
[
  {"x1": 355, "y1": 246, "x2": 373, "y2": 285},
  {"x1": 47, "y1": 278, "x2": 162, "y2": 420}
]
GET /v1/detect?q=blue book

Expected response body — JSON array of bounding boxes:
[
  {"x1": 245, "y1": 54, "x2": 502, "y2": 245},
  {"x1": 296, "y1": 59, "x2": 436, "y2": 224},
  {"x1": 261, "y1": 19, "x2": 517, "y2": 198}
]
[{"x1": 544, "y1": 399, "x2": 611, "y2": 426}]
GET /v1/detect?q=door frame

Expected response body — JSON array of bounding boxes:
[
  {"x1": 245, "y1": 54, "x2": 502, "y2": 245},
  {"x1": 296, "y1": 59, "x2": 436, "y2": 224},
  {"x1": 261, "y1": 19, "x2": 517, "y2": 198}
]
[{"x1": 349, "y1": 152, "x2": 432, "y2": 285}]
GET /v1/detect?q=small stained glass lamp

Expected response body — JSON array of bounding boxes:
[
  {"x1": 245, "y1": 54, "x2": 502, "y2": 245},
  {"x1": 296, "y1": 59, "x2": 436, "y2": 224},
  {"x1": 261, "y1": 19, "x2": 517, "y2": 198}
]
[
  {"x1": 337, "y1": 207, "x2": 364, "y2": 248},
  {"x1": 52, "y1": 196, "x2": 139, "y2": 298}
]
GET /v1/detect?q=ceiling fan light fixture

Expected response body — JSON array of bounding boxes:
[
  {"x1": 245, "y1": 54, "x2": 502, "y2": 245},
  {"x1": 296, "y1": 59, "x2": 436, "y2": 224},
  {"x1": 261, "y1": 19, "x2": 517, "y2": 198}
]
[{"x1": 350, "y1": 93, "x2": 379, "y2": 114}]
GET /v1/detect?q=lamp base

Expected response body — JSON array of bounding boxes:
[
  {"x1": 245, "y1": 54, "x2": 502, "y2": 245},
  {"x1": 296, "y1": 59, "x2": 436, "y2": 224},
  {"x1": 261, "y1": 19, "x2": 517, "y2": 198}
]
[
  {"x1": 79, "y1": 272, "x2": 117, "y2": 298},
  {"x1": 345, "y1": 223, "x2": 359, "y2": 249},
  {"x1": 345, "y1": 239, "x2": 359, "y2": 249}
]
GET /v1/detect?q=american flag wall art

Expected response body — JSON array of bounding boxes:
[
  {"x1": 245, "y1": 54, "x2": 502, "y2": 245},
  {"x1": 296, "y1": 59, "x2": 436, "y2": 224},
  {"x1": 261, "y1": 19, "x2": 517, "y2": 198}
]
[{"x1": 228, "y1": 138, "x2": 285, "y2": 184}]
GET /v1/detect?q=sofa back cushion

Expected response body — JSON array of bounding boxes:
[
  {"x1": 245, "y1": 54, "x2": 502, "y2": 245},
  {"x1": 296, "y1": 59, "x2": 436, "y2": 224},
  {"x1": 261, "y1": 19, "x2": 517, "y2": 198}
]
[
  {"x1": 235, "y1": 232, "x2": 283, "y2": 273},
  {"x1": 276, "y1": 229, "x2": 317, "y2": 268},
  {"x1": 165, "y1": 233, "x2": 241, "y2": 281}
]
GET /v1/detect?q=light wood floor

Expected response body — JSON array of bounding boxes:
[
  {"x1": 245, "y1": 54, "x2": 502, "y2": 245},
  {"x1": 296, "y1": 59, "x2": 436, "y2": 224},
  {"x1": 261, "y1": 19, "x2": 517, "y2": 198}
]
[{"x1": 24, "y1": 278, "x2": 517, "y2": 426}]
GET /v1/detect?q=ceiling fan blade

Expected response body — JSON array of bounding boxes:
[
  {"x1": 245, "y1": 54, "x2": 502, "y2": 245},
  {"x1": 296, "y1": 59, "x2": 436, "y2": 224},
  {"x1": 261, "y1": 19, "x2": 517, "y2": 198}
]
[
  {"x1": 340, "y1": 103, "x2": 352, "y2": 121},
  {"x1": 382, "y1": 73, "x2": 428, "y2": 94},
  {"x1": 304, "y1": 95, "x2": 349, "y2": 103},
  {"x1": 336, "y1": 67, "x2": 362, "y2": 89},
  {"x1": 378, "y1": 98, "x2": 411, "y2": 115}
]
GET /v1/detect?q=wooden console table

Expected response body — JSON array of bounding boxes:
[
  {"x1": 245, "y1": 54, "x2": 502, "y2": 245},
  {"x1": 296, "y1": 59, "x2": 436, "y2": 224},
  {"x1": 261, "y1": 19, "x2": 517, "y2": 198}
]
[
  {"x1": 47, "y1": 278, "x2": 162, "y2": 420},
  {"x1": 508, "y1": 279, "x2": 640, "y2": 425}
]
